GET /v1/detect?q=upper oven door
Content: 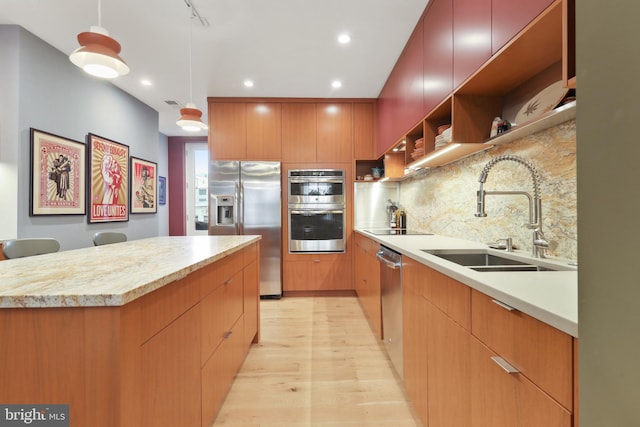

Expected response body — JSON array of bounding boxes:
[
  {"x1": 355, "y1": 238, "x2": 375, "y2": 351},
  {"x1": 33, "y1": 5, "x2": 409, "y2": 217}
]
[{"x1": 288, "y1": 170, "x2": 345, "y2": 205}]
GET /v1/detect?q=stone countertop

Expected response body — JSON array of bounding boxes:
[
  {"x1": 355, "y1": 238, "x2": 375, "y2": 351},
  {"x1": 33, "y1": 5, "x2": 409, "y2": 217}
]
[
  {"x1": 0, "y1": 235, "x2": 260, "y2": 308},
  {"x1": 357, "y1": 230, "x2": 578, "y2": 338}
]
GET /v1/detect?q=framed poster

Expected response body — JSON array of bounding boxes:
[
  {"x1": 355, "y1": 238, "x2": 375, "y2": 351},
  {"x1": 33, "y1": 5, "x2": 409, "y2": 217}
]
[
  {"x1": 30, "y1": 128, "x2": 86, "y2": 215},
  {"x1": 158, "y1": 176, "x2": 166, "y2": 205},
  {"x1": 88, "y1": 133, "x2": 129, "y2": 223},
  {"x1": 130, "y1": 157, "x2": 157, "y2": 214}
]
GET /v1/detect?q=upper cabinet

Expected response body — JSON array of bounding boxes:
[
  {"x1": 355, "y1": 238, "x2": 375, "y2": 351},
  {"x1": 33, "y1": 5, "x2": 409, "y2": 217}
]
[
  {"x1": 353, "y1": 103, "x2": 376, "y2": 160},
  {"x1": 372, "y1": 0, "x2": 574, "y2": 180},
  {"x1": 316, "y1": 103, "x2": 353, "y2": 163},
  {"x1": 453, "y1": 0, "x2": 491, "y2": 88},
  {"x1": 376, "y1": 20, "x2": 425, "y2": 156},
  {"x1": 209, "y1": 103, "x2": 247, "y2": 160},
  {"x1": 492, "y1": 0, "x2": 555, "y2": 54},
  {"x1": 209, "y1": 101, "x2": 281, "y2": 161},
  {"x1": 423, "y1": 0, "x2": 453, "y2": 114},
  {"x1": 246, "y1": 103, "x2": 282, "y2": 160},
  {"x1": 281, "y1": 103, "x2": 317, "y2": 163}
]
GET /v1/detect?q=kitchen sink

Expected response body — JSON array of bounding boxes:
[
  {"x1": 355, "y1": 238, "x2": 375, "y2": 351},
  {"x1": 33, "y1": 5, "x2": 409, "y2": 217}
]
[{"x1": 421, "y1": 249, "x2": 573, "y2": 272}]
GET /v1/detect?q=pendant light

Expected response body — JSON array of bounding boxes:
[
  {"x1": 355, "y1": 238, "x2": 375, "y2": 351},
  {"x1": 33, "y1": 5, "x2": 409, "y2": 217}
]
[
  {"x1": 176, "y1": 11, "x2": 208, "y2": 132},
  {"x1": 69, "y1": 0, "x2": 129, "y2": 79}
]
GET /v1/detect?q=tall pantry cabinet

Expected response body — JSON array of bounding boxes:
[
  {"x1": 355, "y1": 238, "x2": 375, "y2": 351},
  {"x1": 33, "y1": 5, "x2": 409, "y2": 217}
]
[{"x1": 208, "y1": 98, "x2": 377, "y2": 293}]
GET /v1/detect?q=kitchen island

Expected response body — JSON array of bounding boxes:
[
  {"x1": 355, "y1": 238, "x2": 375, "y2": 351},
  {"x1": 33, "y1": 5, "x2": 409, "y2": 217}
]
[{"x1": 0, "y1": 236, "x2": 260, "y2": 427}]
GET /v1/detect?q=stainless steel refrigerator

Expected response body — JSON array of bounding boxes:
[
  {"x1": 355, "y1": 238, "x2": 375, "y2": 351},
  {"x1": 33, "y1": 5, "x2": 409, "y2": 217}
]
[{"x1": 209, "y1": 161, "x2": 282, "y2": 298}]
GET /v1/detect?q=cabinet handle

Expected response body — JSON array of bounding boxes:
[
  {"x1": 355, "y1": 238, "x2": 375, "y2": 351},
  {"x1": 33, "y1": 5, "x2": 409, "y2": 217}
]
[
  {"x1": 313, "y1": 259, "x2": 321, "y2": 263},
  {"x1": 491, "y1": 299, "x2": 516, "y2": 312},
  {"x1": 491, "y1": 356, "x2": 519, "y2": 374},
  {"x1": 224, "y1": 331, "x2": 233, "y2": 339},
  {"x1": 224, "y1": 278, "x2": 233, "y2": 285}
]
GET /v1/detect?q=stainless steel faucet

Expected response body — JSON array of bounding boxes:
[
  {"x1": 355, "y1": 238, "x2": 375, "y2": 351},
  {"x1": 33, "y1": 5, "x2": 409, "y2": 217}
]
[{"x1": 475, "y1": 155, "x2": 549, "y2": 258}]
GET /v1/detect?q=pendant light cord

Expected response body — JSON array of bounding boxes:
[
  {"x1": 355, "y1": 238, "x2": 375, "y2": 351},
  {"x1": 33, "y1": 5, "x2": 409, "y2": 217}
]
[
  {"x1": 189, "y1": 13, "x2": 193, "y2": 103},
  {"x1": 97, "y1": 0, "x2": 102, "y2": 27}
]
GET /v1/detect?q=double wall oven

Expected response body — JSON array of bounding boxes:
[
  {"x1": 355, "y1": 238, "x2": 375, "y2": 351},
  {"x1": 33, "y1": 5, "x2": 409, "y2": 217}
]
[{"x1": 288, "y1": 169, "x2": 346, "y2": 253}]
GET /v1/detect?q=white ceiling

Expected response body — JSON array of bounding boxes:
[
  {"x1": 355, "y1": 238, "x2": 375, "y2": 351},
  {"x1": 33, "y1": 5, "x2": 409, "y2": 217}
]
[{"x1": 0, "y1": 0, "x2": 428, "y2": 136}]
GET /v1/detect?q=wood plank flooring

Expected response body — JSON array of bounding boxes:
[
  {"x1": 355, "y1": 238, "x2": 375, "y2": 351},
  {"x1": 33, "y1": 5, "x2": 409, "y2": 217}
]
[{"x1": 212, "y1": 296, "x2": 421, "y2": 426}]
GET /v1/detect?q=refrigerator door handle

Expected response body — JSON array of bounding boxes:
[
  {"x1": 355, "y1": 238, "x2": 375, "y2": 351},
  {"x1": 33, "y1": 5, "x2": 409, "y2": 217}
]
[{"x1": 238, "y1": 181, "x2": 243, "y2": 234}]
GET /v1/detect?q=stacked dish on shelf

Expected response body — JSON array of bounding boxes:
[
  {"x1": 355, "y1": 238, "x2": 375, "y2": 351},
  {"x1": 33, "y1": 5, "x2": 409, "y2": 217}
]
[
  {"x1": 411, "y1": 137, "x2": 425, "y2": 161},
  {"x1": 435, "y1": 125, "x2": 452, "y2": 149}
]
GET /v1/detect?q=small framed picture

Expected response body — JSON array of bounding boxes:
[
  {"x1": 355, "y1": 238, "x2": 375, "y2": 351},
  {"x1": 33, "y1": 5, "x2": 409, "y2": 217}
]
[
  {"x1": 130, "y1": 157, "x2": 157, "y2": 214},
  {"x1": 88, "y1": 133, "x2": 129, "y2": 223},
  {"x1": 158, "y1": 176, "x2": 166, "y2": 205},
  {"x1": 30, "y1": 128, "x2": 86, "y2": 216}
]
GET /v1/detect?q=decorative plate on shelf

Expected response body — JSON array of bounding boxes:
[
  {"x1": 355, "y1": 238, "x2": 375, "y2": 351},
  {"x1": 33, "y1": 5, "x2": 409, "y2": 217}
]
[{"x1": 514, "y1": 80, "x2": 569, "y2": 126}]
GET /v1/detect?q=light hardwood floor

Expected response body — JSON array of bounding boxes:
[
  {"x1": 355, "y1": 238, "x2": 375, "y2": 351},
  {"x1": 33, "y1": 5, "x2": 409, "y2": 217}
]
[{"x1": 212, "y1": 296, "x2": 421, "y2": 426}]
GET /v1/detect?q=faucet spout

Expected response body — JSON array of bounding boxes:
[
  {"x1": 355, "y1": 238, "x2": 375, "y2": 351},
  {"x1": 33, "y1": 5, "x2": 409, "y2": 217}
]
[
  {"x1": 475, "y1": 183, "x2": 487, "y2": 217},
  {"x1": 474, "y1": 155, "x2": 546, "y2": 258}
]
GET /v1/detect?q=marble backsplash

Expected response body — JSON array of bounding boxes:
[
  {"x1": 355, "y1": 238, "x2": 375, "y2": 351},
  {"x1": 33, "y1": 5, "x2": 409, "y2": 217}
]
[{"x1": 399, "y1": 119, "x2": 577, "y2": 260}]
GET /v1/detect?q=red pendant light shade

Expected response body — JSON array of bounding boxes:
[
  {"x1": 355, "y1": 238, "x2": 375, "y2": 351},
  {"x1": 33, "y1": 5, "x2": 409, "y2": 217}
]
[
  {"x1": 177, "y1": 103, "x2": 208, "y2": 132},
  {"x1": 70, "y1": 26, "x2": 129, "y2": 79}
]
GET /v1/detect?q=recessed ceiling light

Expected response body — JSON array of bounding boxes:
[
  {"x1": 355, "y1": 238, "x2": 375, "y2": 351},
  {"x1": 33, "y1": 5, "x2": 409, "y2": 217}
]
[
  {"x1": 244, "y1": 80, "x2": 254, "y2": 88},
  {"x1": 338, "y1": 33, "x2": 351, "y2": 44},
  {"x1": 140, "y1": 79, "x2": 152, "y2": 86},
  {"x1": 331, "y1": 80, "x2": 342, "y2": 89}
]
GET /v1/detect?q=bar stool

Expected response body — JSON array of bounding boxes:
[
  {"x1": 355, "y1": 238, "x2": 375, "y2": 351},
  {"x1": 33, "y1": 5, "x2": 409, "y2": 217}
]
[
  {"x1": 2, "y1": 238, "x2": 61, "y2": 259},
  {"x1": 93, "y1": 232, "x2": 127, "y2": 246}
]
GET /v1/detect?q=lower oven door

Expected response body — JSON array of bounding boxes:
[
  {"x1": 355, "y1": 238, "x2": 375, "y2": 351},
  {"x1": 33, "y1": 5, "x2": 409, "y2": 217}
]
[{"x1": 289, "y1": 207, "x2": 345, "y2": 253}]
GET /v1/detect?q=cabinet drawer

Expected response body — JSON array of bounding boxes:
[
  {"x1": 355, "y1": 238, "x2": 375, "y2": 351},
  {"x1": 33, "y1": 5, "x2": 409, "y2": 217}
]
[
  {"x1": 140, "y1": 272, "x2": 201, "y2": 344},
  {"x1": 470, "y1": 336, "x2": 571, "y2": 427},
  {"x1": 201, "y1": 250, "x2": 244, "y2": 297},
  {"x1": 243, "y1": 242, "x2": 258, "y2": 267},
  {"x1": 284, "y1": 256, "x2": 352, "y2": 291},
  {"x1": 201, "y1": 270, "x2": 244, "y2": 362},
  {"x1": 471, "y1": 289, "x2": 573, "y2": 409},
  {"x1": 427, "y1": 268, "x2": 471, "y2": 330}
]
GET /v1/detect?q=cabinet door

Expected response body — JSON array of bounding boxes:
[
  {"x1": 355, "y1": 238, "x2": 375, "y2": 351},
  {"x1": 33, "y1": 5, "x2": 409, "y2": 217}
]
[
  {"x1": 246, "y1": 102, "x2": 281, "y2": 160},
  {"x1": 492, "y1": 0, "x2": 554, "y2": 54},
  {"x1": 402, "y1": 259, "x2": 429, "y2": 427},
  {"x1": 427, "y1": 302, "x2": 471, "y2": 427},
  {"x1": 243, "y1": 259, "x2": 259, "y2": 349},
  {"x1": 141, "y1": 306, "x2": 201, "y2": 427},
  {"x1": 282, "y1": 103, "x2": 317, "y2": 162},
  {"x1": 453, "y1": 0, "x2": 491, "y2": 88},
  {"x1": 423, "y1": 0, "x2": 453, "y2": 114},
  {"x1": 316, "y1": 103, "x2": 353, "y2": 162},
  {"x1": 470, "y1": 336, "x2": 571, "y2": 427},
  {"x1": 209, "y1": 103, "x2": 247, "y2": 160},
  {"x1": 353, "y1": 103, "x2": 376, "y2": 160}
]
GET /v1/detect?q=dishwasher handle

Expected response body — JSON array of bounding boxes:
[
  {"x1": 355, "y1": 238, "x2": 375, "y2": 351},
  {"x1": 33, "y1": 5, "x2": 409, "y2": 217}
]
[{"x1": 377, "y1": 251, "x2": 402, "y2": 269}]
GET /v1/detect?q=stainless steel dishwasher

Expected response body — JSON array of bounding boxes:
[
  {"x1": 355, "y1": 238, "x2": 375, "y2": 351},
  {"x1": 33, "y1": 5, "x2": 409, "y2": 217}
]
[{"x1": 377, "y1": 244, "x2": 403, "y2": 379}]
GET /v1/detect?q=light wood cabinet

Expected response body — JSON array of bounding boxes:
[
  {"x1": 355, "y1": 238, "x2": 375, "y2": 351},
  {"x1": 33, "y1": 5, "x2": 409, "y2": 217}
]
[
  {"x1": 354, "y1": 233, "x2": 382, "y2": 338},
  {"x1": 246, "y1": 102, "x2": 282, "y2": 160},
  {"x1": 402, "y1": 257, "x2": 429, "y2": 426},
  {"x1": 395, "y1": 259, "x2": 576, "y2": 427},
  {"x1": 209, "y1": 102, "x2": 247, "y2": 160},
  {"x1": 141, "y1": 305, "x2": 202, "y2": 427},
  {"x1": 317, "y1": 103, "x2": 353, "y2": 162},
  {"x1": 471, "y1": 289, "x2": 573, "y2": 410},
  {"x1": 283, "y1": 254, "x2": 352, "y2": 292},
  {"x1": 470, "y1": 336, "x2": 571, "y2": 427},
  {"x1": 282, "y1": 103, "x2": 317, "y2": 162},
  {"x1": 353, "y1": 102, "x2": 376, "y2": 160}
]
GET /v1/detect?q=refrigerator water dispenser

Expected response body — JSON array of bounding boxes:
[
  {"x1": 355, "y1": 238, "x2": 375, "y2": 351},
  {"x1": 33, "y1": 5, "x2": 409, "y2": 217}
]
[{"x1": 214, "y1": 195, "x2": 235, "y2": 226}]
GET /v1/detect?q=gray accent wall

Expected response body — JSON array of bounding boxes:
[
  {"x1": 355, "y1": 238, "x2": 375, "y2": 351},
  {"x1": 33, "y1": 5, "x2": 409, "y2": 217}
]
[
  {"x1": 0, "y1": 25, "x2": 165, "y2": 250},
  {"x1": 577, "y1": 2, "x2": 640, "y2": 425}
]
